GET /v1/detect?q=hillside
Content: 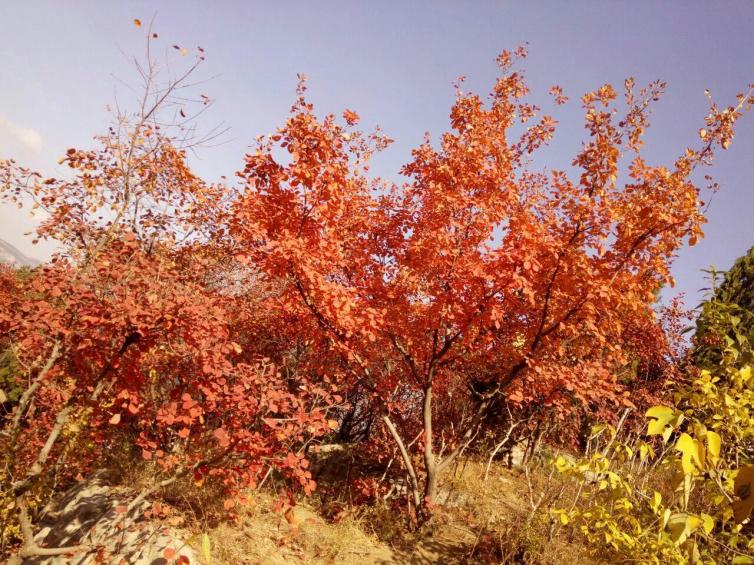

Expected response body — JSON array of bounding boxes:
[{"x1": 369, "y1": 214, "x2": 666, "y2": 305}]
[{"x1": 0, "y1": 238, "x2": 39, "y2": 267}]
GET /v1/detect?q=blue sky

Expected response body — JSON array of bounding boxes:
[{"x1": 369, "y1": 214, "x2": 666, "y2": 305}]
[{"x1": 1, "y1": 1, "x2": 752, "y2": 307}]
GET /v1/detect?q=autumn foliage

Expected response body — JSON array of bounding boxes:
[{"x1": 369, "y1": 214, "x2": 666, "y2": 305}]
[
  {"x1": 1, "y1": 28, "x2": 752, "y2": 559},
  {"x1": 0, "y1": 43, "x2": 337, "y2": 557},
  {"x1": 230, "y1": 47, "x2": 748, "y2": 512}
]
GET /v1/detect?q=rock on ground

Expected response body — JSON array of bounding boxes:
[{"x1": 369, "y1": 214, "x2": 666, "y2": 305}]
[{"x1": 9, "y1": 472, "x2": 196, "y2": 565}]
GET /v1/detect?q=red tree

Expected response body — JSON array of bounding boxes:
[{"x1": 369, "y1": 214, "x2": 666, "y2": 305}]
[
  {"x1": 0, "y1": 34, "x2": 336, "y2": 558},
  {"x1": 231, "y1": 49, "x2": 752, "y2": 514}
]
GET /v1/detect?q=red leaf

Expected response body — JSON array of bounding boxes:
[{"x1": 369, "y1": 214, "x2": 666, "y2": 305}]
[{"x1": 213, "y1": 428, "x2": 230, "y2": 447}]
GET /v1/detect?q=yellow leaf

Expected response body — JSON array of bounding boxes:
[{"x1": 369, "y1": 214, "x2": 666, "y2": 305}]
[
  {"x1": 667, "y1": 513, "x2": 703, "y2": 546},
  {"x1": 707, "y1": 431, "x2": 721, "y2": 467},
  {"x1": 686, "y1": 515, "x2": 704, "y2": 534},
  {"x1": 646, "y1": 405, "x2": 674, "y2": 419},
  {"x1": 646, "y1": 405, "x2": 681, "y2": 438},
  {"x1": 647, "y1": 418, "x2": 666, "y2": 436},
  {"x1": 675, "y1": 433, "x2": 704, "y2": 475},
  {"x1": 667, "y1": 513, "x2": 690, "y2": 544},
  {"x1": 201, "y1": 532, "x2": 212, "y2": 564},
  {"x1": 701, "y1": 513, "x2": 714, "y2": 534},
  {"x1": 639, "y1": 444, "x2": 648, "y2": 460},
  {"x1": 686, "y1": 539, "x2": 701, "y2": 564},
  {"x1": 661, "y1": 508, "x2": 671, "y2": 531},
  {"x1": 733, "y1": 466, "x2": 754, "y2": 523},
  {"x1": 555, "y1": 456, "x2": 569, "y2": 472},
  {"x1": 650, "y1": 491, "x2": 662, "y2": 513},
  {"x1": 741, "y1": 365, "x2": 752, "y2": 383},
  {"x1": 681, "y1": 473, "x2": 692, "y2": 510}
]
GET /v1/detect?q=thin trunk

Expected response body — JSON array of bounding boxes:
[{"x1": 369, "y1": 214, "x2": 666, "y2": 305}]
[
  {"x1": 438, "y1": 396, "x2": 492, "y2": 473},
  {"x1": 422, "y1": 385, "x2": 438, "y2": 503},
  {"x1": 382, "y1": 415, "x2": 422, "y2": 509},
  {"x1": 8, "y1": 343, "x2": 61, "y2": 450},
  {"x1": 484, "y1": 418, "x2": 522, "y2": 481}
]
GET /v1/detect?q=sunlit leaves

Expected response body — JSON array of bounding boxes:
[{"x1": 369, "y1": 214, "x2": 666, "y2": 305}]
[
  {"x1": 675, "y1": 433, "x2": 705, "y2": 475},
  {"x1": 733, "y1": 466, "x2": 754, "y2": 523},
  {"x1": 707, "y1": 431, "x2": 721, "y2": 467},
  {"x1": 646, "y1": 405, "x2": 684, "y2": 440}
]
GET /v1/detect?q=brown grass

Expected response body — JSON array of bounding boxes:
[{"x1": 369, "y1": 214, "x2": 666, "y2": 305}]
[
  {"x1": 177, "y1": 458, "x2": 598, "y2": 564},
  {"x1": 106, "y1": 447, "x2": 599, "y2": 564},
  {"x1": 196, "y1": 491, "x2": 393, "y2": 565}
]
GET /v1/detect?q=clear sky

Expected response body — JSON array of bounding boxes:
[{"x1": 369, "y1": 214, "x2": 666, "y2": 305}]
[{"x1": 1, "y1": 1, "x2": 752, "y2": 307}]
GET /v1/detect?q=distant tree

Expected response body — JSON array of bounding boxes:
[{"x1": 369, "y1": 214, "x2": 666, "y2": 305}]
[{"x1": 694, "y1": 246, "x2": 754, "y2": 369}]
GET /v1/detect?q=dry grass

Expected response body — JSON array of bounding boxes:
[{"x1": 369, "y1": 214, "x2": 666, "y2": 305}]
[
  {"x1": 437, "y1": 458, "x2": 597, "y2": 564},
  {"x1": 197, "y1": 491, "x2": 393, "y2": 565},
  {"x1": 186, "y1": 459, "x2": 598, "y2": 564},
  {"x1": 106, "y1": 449, "x2": 598, "y2": 564}
]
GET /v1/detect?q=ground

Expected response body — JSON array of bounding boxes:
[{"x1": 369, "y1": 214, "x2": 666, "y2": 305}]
[
  {"x1": 201, "y1": 460, "x2": 593, "y2": 564},
  {"x1": 10, "y1": 458, "x2": 594, "y2": 564}
]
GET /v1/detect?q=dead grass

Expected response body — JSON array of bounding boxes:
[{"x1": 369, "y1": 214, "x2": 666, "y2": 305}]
[
  {"x1": 197, "y1": 491, "x2": 394, "y2": 565},
  {"x1": 106, "y1": 448, "x2": 598, "y2": 564},
  {"x1": 180, "y1": 458, "x2": 598, "y2": 564},
  {"x1": 440, "y1": 458, "x2": 597, "y2": 564}
]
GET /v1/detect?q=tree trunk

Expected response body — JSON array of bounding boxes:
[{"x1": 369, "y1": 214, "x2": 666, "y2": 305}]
[
  {"x1": 422, "y1": 384, "x2": 438, "y2": 504},
  {"x1": 381, "y1": 414, "x2": 422, "y2": 509}
]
